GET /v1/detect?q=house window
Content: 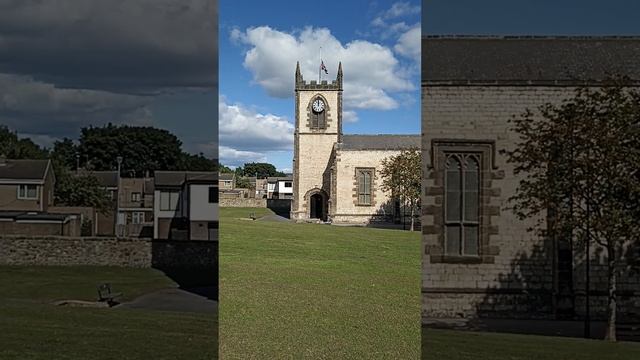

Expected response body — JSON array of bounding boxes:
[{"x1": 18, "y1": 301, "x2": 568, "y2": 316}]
[
  {"x1": 356, "y1": 168, "x2": 373, "y2": 206},
  {"x1": 132, "y1": 212, "x2": 145, "y2": 224},
  {"x1": 284, "y1": 181, "x2": 292, "y2": 188},
  {"x1": 131, "y1": 192, "x2": 141, "y2": 202},
  {"x1": 18, "y1": 184, "x2": 38, "y2": 200},
  {"x1": 208, "y1": 187, "x2": 218, "y2": 203},
  {"x1": 160, "y1": 191, "x2": 180, "y2": 211},
  {"x1": 109, "y1": 190, "x2": 116, "y2": 200},
  {"x1": 444, "y1": 154, "x2": 480, "y2": 256}
]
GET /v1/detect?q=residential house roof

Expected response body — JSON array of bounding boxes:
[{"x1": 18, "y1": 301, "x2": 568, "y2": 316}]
[
  {"x1": 154, "y1": 171, "x2": 217, "y2": 187},
  {"x1": 76, "y1": 170, "x2": 118, "y2": 188},
  {"x1": 339, "y1": 135, "x2": 420, "y2": 150},
  {"x1": 423, "y1": 36, "x2": 640, "y2": 85},
  {"x1": 219, "y1": 173, "x2": 235, "y2": 181},
  {"x1": 267, "y1": 176, "x2": 293, "y2": 182},
  {"x1": 0, "y1": 159, "x2": 50, "y2": 181}
]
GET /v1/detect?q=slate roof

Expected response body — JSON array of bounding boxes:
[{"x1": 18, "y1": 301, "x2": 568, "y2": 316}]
[
  {"x1": 423, "y1": 36, "x2": 640, "y2": 85},
  {"x1": 154, "y1": 171, "x2": 217, "y2": 187},
  {"x1": 267, "y1": 176, "x2": 293, "y2": 182},
  {"x1": 0, "y1": 159, "x2": 50, "y2": 181},
  {"x1": 219, "y1": 173, "x2": 235, "y2": 181},
  {"x1": 339, "y1": 135, "x2": 420, "y2": 150},
  {"x1": 0, "y1": 211, "x2": 71, "y2": 222},
  {"x1": 80, "y1": 171, "x2": 118, "y2": 187}
]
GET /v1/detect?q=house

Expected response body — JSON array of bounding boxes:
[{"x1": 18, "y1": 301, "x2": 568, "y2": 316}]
[
  {"x1": 153, "y1": 171, "x2": 218, "y2": 240},
  {"x1": 268, "y1": 176, "x2": 293, "y2": 200},
  {"x1": 255, "y1": 178, "x2": 268, "y2": 198},
  {"x1": 81, "y1": 170, "x2": 118, "y2": 236},
  {"x1": 219, "y1": 172, "x2": 235, "y2": 189},
  {"x1": 116, "y1": 177, "x2": 154, "y2": 238},
  {"x1": 0, "y1": 157, "x2": 80, "y2": 236}
]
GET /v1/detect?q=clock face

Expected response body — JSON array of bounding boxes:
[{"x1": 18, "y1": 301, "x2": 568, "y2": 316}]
[{"x1": 312, "y1": 99, "x2": 325, "y2": 113}]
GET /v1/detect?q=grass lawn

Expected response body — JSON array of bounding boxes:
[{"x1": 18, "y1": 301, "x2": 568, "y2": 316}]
[
  {"x1": 423, "y1": 328, "x2": 640, "y2": 360},
  {"x1": 0, "y1": 266, "x2": 217, "y2": 360},
  {"x1": 219, "y1": 207, "x2": 422, "y2": 359}
]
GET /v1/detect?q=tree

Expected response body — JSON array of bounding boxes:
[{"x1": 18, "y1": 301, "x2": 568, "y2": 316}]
[
  {"x1": 78, "y1": 124, "x2": 184, "y2": 176},
  {"x1": 241, "y1": 162, "x2": 285, "y2": 178},
  {"x1": 51, "y1": 138, "x2": 79, "y2": 170},
  {"x1": 502, "y1": 80, "x2": 640, "y2": 341},
  {"x1": 54, "y1": 168, "x2": 113, "y2": 214},
  {"x1": 0, "y1": 126, "x2": 48, "y2": 159},
  {"x1": 179, "y1": 152, "x2": 217, "y2": 171},
  {"x1": 219, "y1": 164, "x2": 234, "y2": 173},
  {"x1": 236, "y1": 177, "x2": 254, "y2": 189},
  {"x1": 379, "y1": 149, "x2": 421, "y2": 231}
]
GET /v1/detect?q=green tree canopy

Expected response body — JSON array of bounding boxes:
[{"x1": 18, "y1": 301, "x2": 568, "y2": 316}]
[
  {"x1": 502, "y1": 80, "x2": 640, "y2": 341},
  {"x1": 379, "y1": 148, "x2": 421, "y2": 231}
]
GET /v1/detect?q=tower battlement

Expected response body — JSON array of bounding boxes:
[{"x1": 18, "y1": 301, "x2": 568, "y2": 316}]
[{"x1": 294, "y1": 61, "x2": 343, "y2": 91}]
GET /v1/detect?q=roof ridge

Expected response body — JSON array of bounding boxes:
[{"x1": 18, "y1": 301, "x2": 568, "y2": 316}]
[{"x1": 425, "y1": 35, "x2": 640, "y2": 40}]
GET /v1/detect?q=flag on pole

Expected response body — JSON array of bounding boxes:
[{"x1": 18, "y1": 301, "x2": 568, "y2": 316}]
[{"x1": 320, "y1": 60, "x2": 328, "y2": 75}]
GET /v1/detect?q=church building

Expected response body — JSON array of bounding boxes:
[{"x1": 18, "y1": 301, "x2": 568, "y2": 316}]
[
  {"x1": 422, "y1": 36, "x2": 640, "y2": 322},
  {"x1": 291, "y1": 62, "x2": 420, "y2": 224}
]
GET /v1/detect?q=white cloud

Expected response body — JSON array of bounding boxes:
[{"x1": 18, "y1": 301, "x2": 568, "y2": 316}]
[
  {"x1": 219, "y1": 96, "x2": 293, "y2": 152},
  {"x1": 384, "y1": 2, "x2": 420, "y2": 19},
  {"x1": 232, "y1": 26, "x2": 413, "y2": 110},
  {"x1": 394, "y1": 25, "x2": 421, "y2": 62},
  {"x1": 219, "y1": 146, "x2": 266, "y2": 167},
  {"x1": 343, "y1": 110, "x2": 359, "y2": 123}
]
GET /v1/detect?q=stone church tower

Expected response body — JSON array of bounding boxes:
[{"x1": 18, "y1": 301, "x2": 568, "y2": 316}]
[{"x1": 291, "y1": 61, "x2": 343, "y2": 222}]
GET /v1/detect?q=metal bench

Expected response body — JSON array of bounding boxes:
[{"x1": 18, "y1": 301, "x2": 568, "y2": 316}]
[{"x1": 97, "y1": 283, "x2": 122, "y2": 306}]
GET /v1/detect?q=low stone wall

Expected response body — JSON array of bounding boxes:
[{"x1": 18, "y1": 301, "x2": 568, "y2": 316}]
[
  {"x1": 0, "y1": 236, "x2": 217, "y2": 269},
  {"x1": 220, "y1": 197, "x2": 267, "y2": 207}
]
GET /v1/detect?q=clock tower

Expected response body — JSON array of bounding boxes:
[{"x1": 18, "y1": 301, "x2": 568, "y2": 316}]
[{"x1": 291, "y1": 61, "x2": 343, "y2": 221}]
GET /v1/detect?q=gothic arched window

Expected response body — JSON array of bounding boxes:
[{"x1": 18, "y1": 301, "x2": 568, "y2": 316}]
[{"x1": 444, "y1": 154, "x2": 480, "y2": 256}]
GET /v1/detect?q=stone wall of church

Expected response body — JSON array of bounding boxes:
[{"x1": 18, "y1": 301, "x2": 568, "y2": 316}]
[
  {"x1": 292, "y1": 88, "x2": 340, "y2": 221},
  {"x1": 422, "y1": 85, "x2": 640, "y2": 320},
  {"x1": 332, "y1": 149, "x2": 403, "y2": 224}
]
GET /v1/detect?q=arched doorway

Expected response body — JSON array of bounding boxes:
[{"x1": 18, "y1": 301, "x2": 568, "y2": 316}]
[{"x1": 310, "y1": 193, "x2": 324, "y2": 220}]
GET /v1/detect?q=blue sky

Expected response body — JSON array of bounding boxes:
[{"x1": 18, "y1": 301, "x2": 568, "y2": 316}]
[
  {"x1": 219, "y1": 0, "x2": 421, "y2": 171},
  {"x1": 423, "y1": 0, "x2": 640, "y2": 35}
]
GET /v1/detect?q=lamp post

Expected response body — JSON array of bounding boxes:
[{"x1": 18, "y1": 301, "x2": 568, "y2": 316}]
[{"x1": 116, "y1": 156, "x2": 123, "y2": 238}]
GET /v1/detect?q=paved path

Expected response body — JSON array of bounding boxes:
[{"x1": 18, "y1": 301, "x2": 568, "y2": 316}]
[
  {"x1": 117, "y1": 287, "x2": 217, "y2": 314},
  {"x1": 257, "y1": 214, "x2": 291, "y2": 222}
]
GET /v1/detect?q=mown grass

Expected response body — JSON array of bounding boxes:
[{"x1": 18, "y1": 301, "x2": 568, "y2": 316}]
[
  {"x1": 0, "y1": 266, "x2": 217, "y2": 360},
  {"x1": 423, "y1": 328, "x2": 640, "y2": 360},
  {"x1": 219, "y1": 207, "x2": 421, "y2": 359}
]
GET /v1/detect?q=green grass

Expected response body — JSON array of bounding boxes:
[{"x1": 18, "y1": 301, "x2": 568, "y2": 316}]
[
  {"x1": 0, "y1": 266, "x2": 217, "y2": 360},
  {"x1": 423, "y1": 328, "x2": 640, "y2": 360},
  {"x1": 219, "y1": 207, "x2": 421, "y2": 359}
]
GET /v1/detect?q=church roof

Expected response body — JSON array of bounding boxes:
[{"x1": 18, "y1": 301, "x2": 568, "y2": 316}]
[
  {"x1": 423, "y1": 36, "x2": 640, "y2": 85},
  {"x1": 339, "y1": 135, "x2": 420, "y2": 151}
]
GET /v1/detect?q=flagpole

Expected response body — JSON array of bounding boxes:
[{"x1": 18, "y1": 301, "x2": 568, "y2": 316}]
[{"x1": 319, "y1": 46, "x2": 322, "y2": 82}]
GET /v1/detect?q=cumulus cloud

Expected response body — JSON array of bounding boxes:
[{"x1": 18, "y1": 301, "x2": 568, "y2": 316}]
[
  {"x1": 219, "y1": 96, "x2": 294, "y2": 153},
  {"x1": 394, "y1": 25, "x2": 421, "y2": 62},
  {"x1": 370, "y1": 1, "x2": 420, "y2": 40},
  {"x1": 343, "y1": 110, "x2": 359, "y2": 123},
  {"x1": 0, "y1": 73, "x2": 153, "y2": 142},
  {"x1": 232, "y1": 26, "x2": 413, "y2": 111},
  {"x1": 0, "y1": 0, "x2": 217, "y2": 93},
  {"x1": 383, "y1": 2, "x2": 421, "y2": 19},
  {"x1": 219, "y1": 146, "x2": 266, "y2": 167}
]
